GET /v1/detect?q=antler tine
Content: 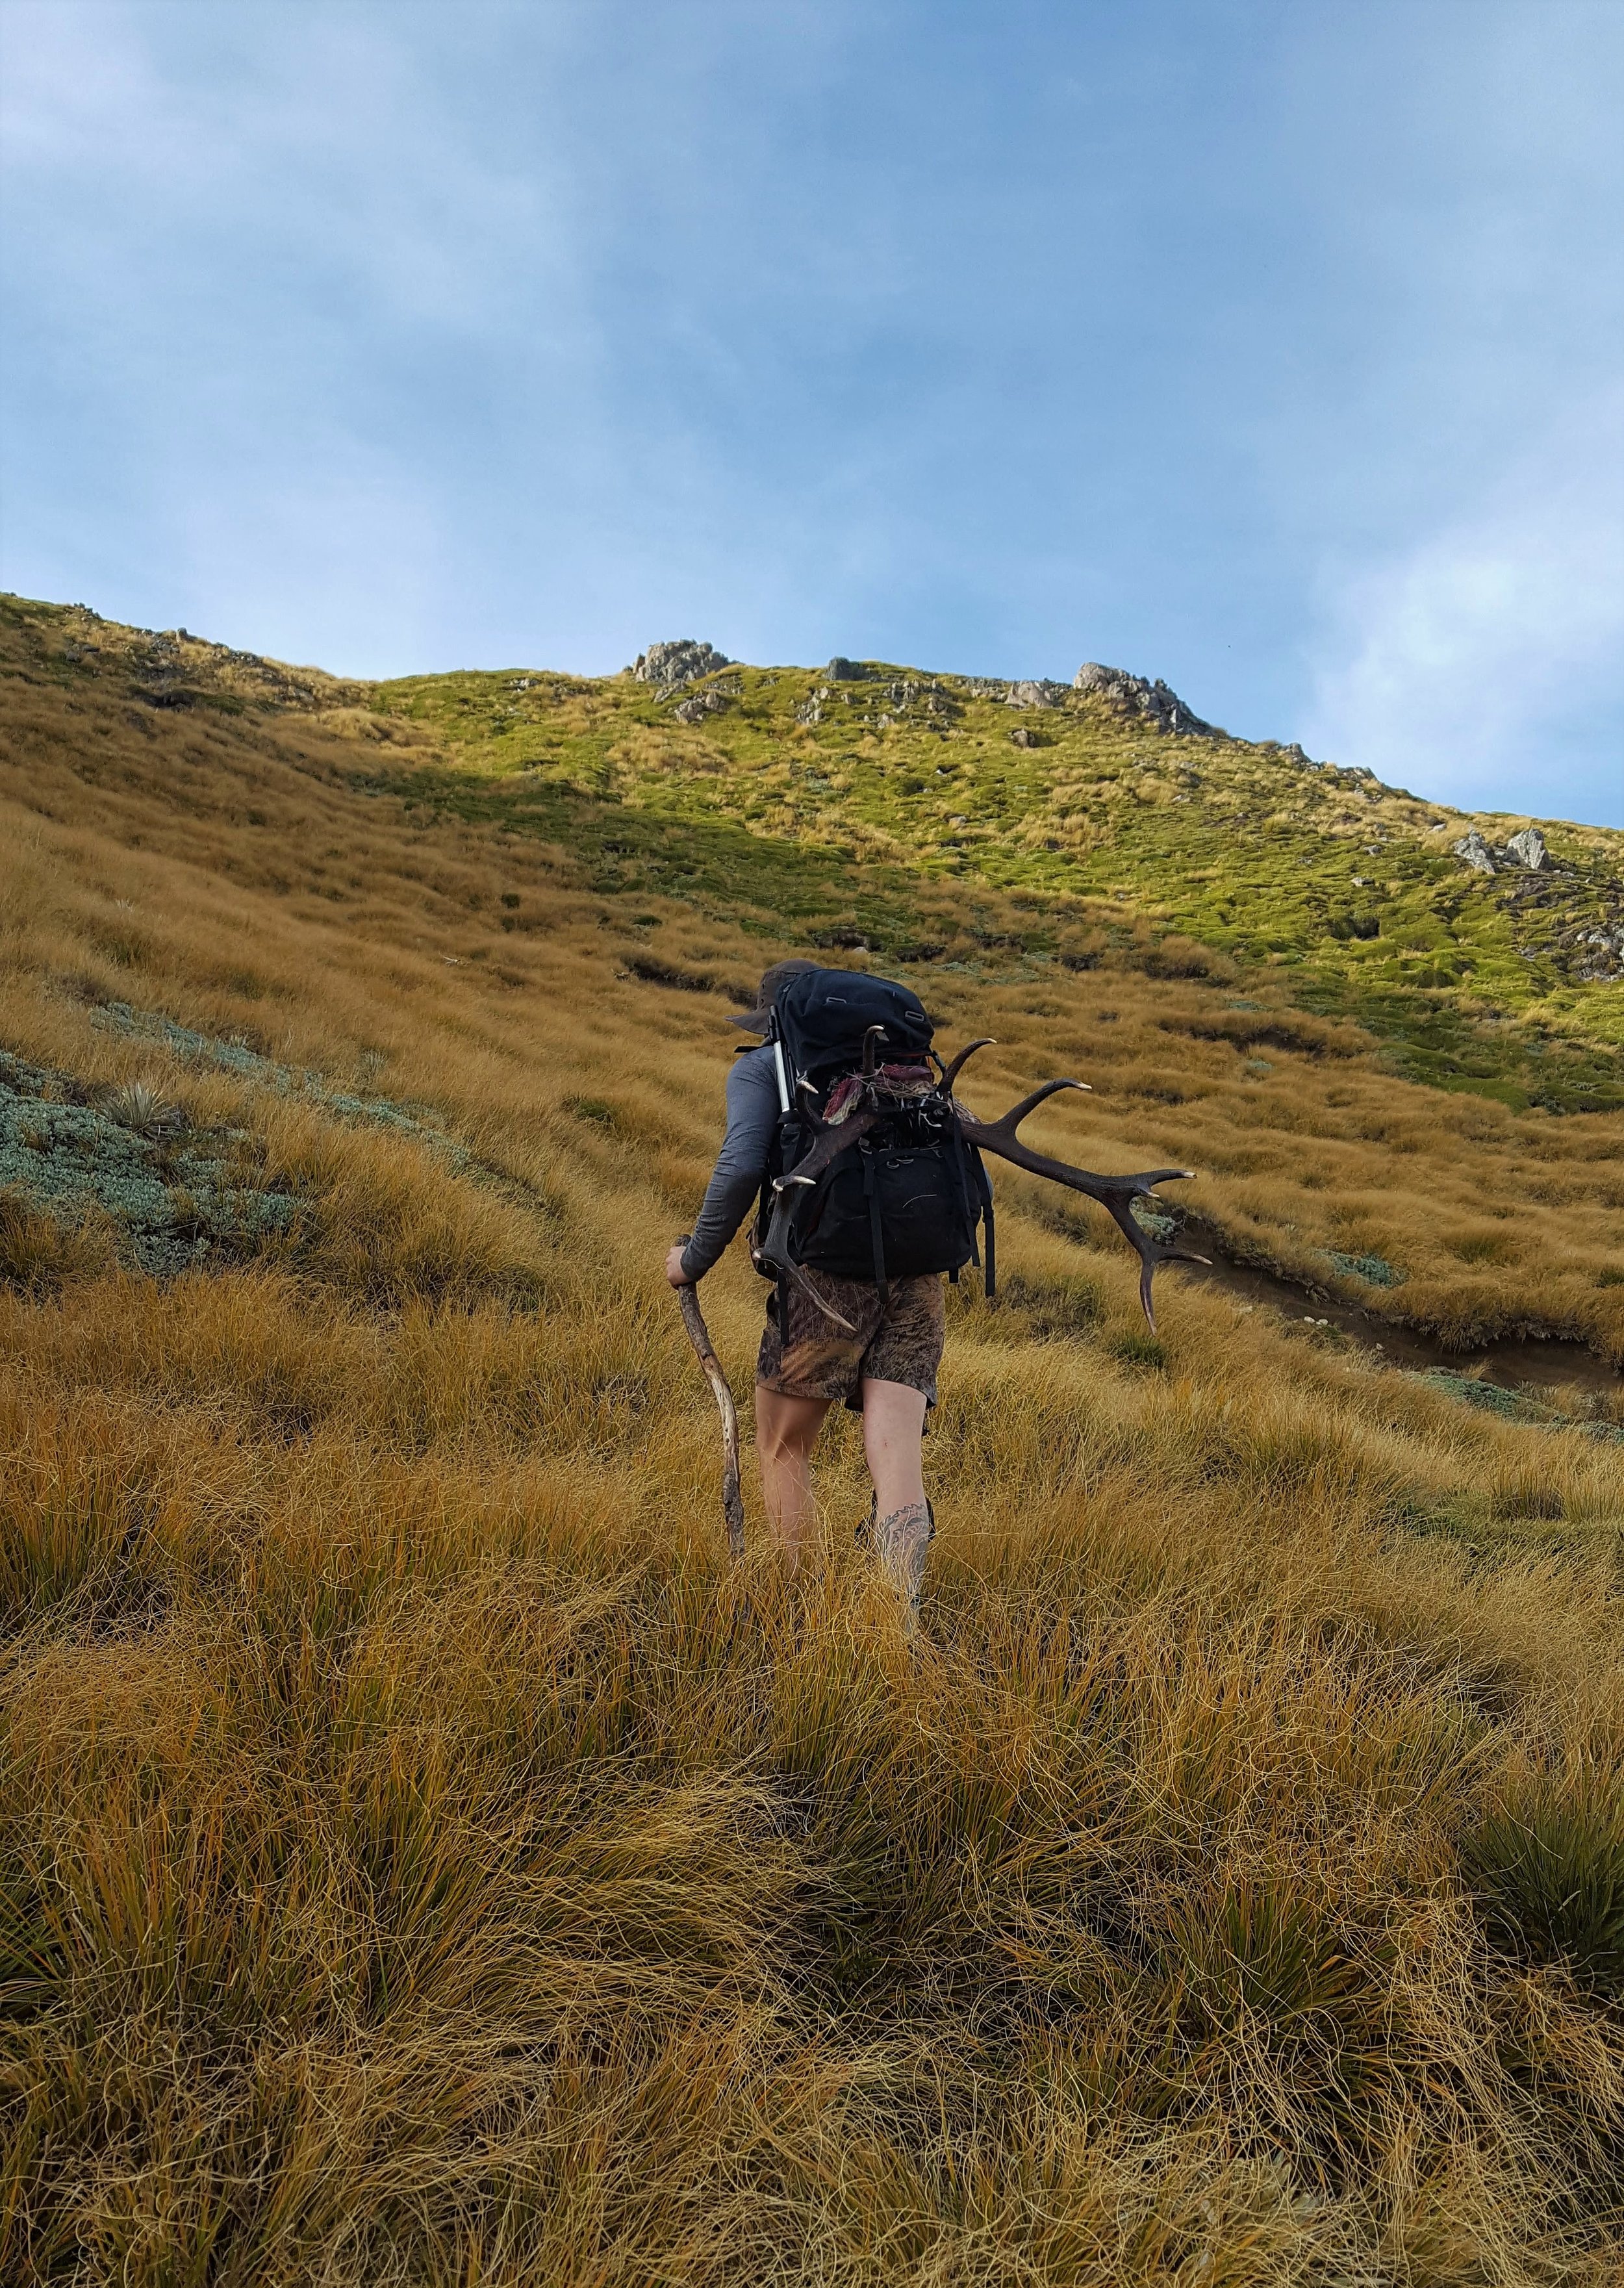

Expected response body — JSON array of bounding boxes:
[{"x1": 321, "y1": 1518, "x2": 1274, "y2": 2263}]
[
  {"x1": 978, "y1": 1076, "x2": 1093, "y2": 1134},
  {"x1": 956, "y1": 1090, "x2": 1206, "y2": 1328},
  {"x1": 1080, "y1": 1180, "x2": 1210, "y2": 1334},
  {"x1": 937, "y1": 1036, "x2": 996, "y2": 1095}
]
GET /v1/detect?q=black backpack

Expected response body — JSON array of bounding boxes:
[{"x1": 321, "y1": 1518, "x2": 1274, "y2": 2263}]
[{"x1": 753, "y1": 967, "x2": 994, "y2": 1301}]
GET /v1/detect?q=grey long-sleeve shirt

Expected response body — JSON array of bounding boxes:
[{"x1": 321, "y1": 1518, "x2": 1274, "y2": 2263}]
[{"x1": 679, "y1": 1045, "x2": 782, "y2": 1280}]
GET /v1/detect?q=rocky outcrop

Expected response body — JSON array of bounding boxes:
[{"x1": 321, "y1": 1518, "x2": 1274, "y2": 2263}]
[
  {"x1": 629, "y1": 640, "x2": 732, "y2": 687},
  {"x1": 797, "y1": 675, "x2": 958, "y2": 730},
  {"x1": 1072, "y1": 661, "x2": 1213, "y2": 737},
  {"x1": 672, "y1": 680, "x2": 739, "y2": 726},
  {"x1": 824, "y1": 657, "x2": 872, "y2": 681},
  {"x1": 887, "y1": 678, "x2": 956, "y2": 723},
  {"x1": 1451, "y1": 824, "x2": 1551, "y2": 876},
  {"x1": 1006, "y1": 679, "x2": 1069, "y2": 709}
]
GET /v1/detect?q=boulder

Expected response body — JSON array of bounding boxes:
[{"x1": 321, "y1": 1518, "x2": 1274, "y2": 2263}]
[
  {"x1": 824, "y1": 657, "x2": 872, "y2": 681},
  {"x1": 1006, "y1": 678, "x2": 1069, "y2": 709},
  {"x1": 1503, "y1": 826, "x2": 1548, "y2": 871},
  {"x1": 1451, "y1": 830, "x2": 1496, "y2": 874},
  {"x1": 629, "y1": 639, "x2": 732, "y2": 686}
]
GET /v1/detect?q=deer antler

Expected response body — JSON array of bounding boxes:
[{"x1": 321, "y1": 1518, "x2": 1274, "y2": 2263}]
[{"x1": 954, "y1": 1082, "x2": 1206, "y2": 1332}]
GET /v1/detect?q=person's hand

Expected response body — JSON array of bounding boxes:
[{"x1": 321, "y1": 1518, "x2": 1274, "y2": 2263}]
[{"x1": 665, "y1": 1242, "x2": 695, "y2": 1288}]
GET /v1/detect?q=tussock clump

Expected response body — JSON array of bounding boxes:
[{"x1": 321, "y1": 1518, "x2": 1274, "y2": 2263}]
[
  {"x1": 1463, "y1": 1767, "x2": 1624, "y2": 1996},
  {"x1": 0, "y1": 1188, "x2": 117, "y2": 1292}
]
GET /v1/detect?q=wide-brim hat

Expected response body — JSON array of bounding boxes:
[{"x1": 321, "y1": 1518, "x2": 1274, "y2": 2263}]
[{"x1": 726, "y1": 956, "x2": 820, "y2": 1032}]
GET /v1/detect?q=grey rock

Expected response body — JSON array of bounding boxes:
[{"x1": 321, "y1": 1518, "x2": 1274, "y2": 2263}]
[
  {"x1": 825, "y1": 657, "x2": 873, "y2": 681},
  {"x1": 1503, "y1": 826, "x2": 1548, "y2": 871},
  {"x1": 1573, "y1": 926, "x2": 1624, "y2": 983},
  {"x1": 1451, "y1": 830, "x2": 1497, "y2": 874},
  {"x1": 1006, "y1": 679, "x2": 1068, "y2": 709},
  {"x1": 629, "y1": 639, "x2": 732, "y2": 686},
  {"x1": 1072, "y1": 661, "x2": 1214, "y2": 736}
]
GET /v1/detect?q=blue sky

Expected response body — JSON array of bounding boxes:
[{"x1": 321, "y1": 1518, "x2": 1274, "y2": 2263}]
[{"x1": 3, "y1": 0, "x2": 1620, "y2": 824}]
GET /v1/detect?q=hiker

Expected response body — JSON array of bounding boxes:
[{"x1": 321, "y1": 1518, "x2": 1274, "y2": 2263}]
[
  {"x1": 665, "y1": 959, "x2": 1199, "y2": 1618},
  {"x1": 665, "y1": 958, "x2": 981, "y2": 1618}
]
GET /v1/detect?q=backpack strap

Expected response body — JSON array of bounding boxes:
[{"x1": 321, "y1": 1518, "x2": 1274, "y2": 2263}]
[
  {"x1": 948, "y1": 1127, "x2": 982, "y2": 1273},
  {"x1": 861, "y1": 1143, "x2": 890, "y2": 1304},
  {"x1": 969, "y1": 1143, "x2": 996, "y2": 1299}
]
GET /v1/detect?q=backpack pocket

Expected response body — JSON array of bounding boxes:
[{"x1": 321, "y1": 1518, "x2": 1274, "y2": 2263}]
[{"x1": 798, "y1": 1142, "x2": 978, "y2": 1281}]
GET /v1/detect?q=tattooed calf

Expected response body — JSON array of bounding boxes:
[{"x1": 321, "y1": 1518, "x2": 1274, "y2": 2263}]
[{"x1": 872, "y1": 1499, "x2": 933, "y2": 1629}]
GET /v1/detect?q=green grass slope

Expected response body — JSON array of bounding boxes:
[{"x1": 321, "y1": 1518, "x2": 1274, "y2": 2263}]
[
  {"x1": 374, "y1": 646, "x2": 1624, "y2": 1111},
  {"x1": 10, "y1": 594, "x2": 1623, "y2": 1109}
]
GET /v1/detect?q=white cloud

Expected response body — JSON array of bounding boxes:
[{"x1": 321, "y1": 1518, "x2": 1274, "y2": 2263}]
[{"x1": 1303, "y1": 391, "x2": 1624, "y2": 821}]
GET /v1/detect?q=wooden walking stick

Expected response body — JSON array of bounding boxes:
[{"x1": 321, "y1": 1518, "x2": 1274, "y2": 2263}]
[{"x1": 674, "y1": 1239, "x2": 745, "y2": 1558}]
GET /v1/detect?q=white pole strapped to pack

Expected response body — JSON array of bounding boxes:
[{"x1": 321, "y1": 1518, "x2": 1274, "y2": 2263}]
[{"x1": 771, "y1": 1038, "x2": 791, "y2": 1115}]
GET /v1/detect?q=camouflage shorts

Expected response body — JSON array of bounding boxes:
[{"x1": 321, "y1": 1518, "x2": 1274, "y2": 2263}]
[{"x1": 756, "y1": 1268, "x2": 946, "y2": 1412}]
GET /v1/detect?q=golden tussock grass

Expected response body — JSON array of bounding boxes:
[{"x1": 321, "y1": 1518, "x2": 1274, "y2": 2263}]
[{"x1": 3, "y1": 620, "x2": 1623, "y2": 2281}]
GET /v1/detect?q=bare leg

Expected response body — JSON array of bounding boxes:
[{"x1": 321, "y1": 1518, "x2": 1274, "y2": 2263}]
[
  {"x1": 754, "y1": 1385, "x2": 832, "y2": 1570},
  {"x1": 860, "y1": 1377, "x2": 931, "y2": 1621}
]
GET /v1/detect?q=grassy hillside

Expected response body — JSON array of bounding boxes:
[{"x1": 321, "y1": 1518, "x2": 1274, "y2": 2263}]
[
  {"x1": 3, "y1": 592, "x2": 1624, "y2": 2282},
  {"x1": 368, "y1": 639, "x2": 1624, "y2": 1113},
  {"x1": 17, "y1": 594, "x2": 1624, "y2": 1108}
]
